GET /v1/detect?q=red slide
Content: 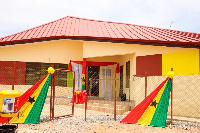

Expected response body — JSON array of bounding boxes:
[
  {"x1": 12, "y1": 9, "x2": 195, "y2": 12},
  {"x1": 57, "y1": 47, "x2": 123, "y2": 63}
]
[
  {"x1": 0, "y1": 74, "x2": 48, "y2": 123},
  {"x1": 120, "y1": 78, "x2": 168, "y2": 124}
]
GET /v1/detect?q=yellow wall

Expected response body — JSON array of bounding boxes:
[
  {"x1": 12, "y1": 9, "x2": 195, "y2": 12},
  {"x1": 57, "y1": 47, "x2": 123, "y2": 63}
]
[
  {"x1": 162, "y1": 49, "x2": 199, "y2": 75},
  {"x1": 87, "y1": 56, "x2": 120, "y2": 62},
  {"x1": 0, "y1": 39, "x2": 83, "y2": 64},
  {"x1": 85, "y1": 42, "x2": 199, "y2": 100},
  {"x1": 119, "y1": 53, "x2": 136, "y2": 100},
  {"x1": 84, "y1": 41, "x2": 198, "y2": 100},
  {"x1": 83, "y1": 41, "x2": 196, "y2": 58}
]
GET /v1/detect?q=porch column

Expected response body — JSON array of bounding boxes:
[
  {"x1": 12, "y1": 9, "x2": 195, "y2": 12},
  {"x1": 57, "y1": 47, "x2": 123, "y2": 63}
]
[{"x1": 82, "y1": 58, "x2": 86, "y2": 90}]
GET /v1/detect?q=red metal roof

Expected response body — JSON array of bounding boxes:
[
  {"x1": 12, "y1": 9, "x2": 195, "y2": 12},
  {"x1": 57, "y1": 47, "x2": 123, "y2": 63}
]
[{"x1": 1, "y1": 16, "x2": 200, "y2": 47}]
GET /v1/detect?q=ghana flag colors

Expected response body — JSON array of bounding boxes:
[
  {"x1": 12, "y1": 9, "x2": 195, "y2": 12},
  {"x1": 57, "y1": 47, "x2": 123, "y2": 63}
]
[
  {"x1": 120, "y1": 71, "x2": 175, "y2": 128},
  {"x1": 2, "y1": 67, "x2": 55, "y2": 124}
]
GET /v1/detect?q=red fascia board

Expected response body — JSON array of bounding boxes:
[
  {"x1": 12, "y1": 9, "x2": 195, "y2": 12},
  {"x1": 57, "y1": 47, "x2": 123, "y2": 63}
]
[
  {"x1": 0, "y1": 35, "x2": 199, "y2": 46},
  {"x1": 0, "y1": 36, "x2": 200, "y2": 48}
]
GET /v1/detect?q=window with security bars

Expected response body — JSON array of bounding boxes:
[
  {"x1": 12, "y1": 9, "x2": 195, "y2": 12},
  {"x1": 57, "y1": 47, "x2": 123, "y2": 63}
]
[
  {"x1": 126, "y1": 61, "x2": 130, "y2": 88},
  {"x1": 25, "y1": 62, "x2": 68, "y2": 85}
]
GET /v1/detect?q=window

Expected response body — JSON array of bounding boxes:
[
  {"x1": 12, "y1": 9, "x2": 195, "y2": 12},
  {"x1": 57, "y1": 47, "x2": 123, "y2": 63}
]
[
  {"x1": 126, "y1": 61, "x2": 130, "y2": 88},
  {"x1": 25, "y1": 62, "x2": 68, "y2": 85},
  {"x1": 25, "y1": 62, "x2": 41, "y2": 85}
]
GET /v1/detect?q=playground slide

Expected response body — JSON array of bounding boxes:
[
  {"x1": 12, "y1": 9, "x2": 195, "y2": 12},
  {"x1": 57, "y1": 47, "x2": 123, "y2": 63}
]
[
  {"x1": 0, "y1": 67, "x2": 54, "y2": 124},
  {"x1": 121, "y1": 71, "x2": 174, "y2": 128}
]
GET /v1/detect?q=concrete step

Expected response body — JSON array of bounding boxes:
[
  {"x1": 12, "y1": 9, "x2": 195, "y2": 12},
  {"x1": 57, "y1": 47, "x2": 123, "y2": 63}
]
[
  {"x1": 87, "y1": 102, "x2": 130, "y2": 110},
  {"x1": 74, "y1": 101, "x2": 131, "y2": 115},
  {"x1": 45, "y1": 98, "x2": 133, "y2": 115},
  {"x1": 88, "y1": 99, "x2": 134, "y2": 107}
]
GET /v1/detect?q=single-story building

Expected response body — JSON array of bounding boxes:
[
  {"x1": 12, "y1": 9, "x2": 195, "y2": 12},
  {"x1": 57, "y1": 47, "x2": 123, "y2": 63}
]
[{"x1": 0, "y1": 16, "x2": 200, "y2": 100}]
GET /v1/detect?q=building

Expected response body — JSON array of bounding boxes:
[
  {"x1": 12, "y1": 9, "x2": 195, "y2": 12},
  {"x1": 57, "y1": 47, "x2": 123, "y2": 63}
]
[{"x1": 0, "y1": 16, "x2": 199, "y2": 100}]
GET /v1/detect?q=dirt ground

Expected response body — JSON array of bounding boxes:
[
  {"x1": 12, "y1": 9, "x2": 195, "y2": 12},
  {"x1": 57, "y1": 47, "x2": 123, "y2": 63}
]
[
  {"x1": 83, "y1": 121, "x2": 200, "y2": 133},
  {"x1": 16, "y1": 119, "x2": 200, "y2": 133},
  {"x1": 15, "y1": 105, "x2": 200, "y2": 133}
]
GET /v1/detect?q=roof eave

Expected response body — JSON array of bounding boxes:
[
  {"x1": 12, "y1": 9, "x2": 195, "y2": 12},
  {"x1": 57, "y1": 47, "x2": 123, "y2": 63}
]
[{"x1": 0, "y1": 36, "x2": 200, "y2": 48}]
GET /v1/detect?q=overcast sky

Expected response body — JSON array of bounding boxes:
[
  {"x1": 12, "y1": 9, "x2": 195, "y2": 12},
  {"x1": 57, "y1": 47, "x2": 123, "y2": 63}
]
[{"x1": 0, "y1": 0, "x2": 200, "y2": 38}]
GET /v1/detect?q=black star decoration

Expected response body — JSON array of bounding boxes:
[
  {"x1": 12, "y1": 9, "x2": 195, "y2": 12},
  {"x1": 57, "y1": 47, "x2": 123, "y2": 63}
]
[
  {"x1": 82, "y1": 77, "x2": 86, "y2": 82},
  {"x1": 150, "y1": 100, "x2": 158, "y2": 108},
  {"x1": 28, "y1": 96, "x2": 35, "y2": 104}
]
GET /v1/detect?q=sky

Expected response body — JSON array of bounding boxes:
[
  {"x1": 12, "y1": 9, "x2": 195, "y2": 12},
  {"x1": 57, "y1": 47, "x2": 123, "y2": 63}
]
[{"x1": 0, "y1": 0, "x2": 200, "y2": 38}]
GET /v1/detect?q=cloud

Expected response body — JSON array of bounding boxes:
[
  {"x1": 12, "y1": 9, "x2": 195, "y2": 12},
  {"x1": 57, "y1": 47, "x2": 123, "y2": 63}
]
[{"x1": 0, "y1": 0, "x2": 200, "y2": 37}]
